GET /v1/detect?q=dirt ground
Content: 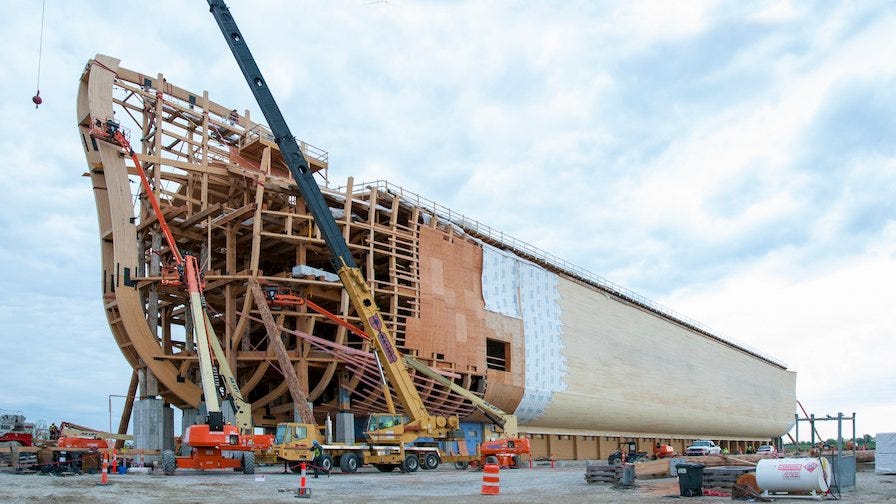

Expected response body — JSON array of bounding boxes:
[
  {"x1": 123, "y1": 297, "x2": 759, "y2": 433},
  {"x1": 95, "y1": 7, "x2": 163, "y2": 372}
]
[{"x1": 0, "y1": 463, "x2": 892, "y2": 503}]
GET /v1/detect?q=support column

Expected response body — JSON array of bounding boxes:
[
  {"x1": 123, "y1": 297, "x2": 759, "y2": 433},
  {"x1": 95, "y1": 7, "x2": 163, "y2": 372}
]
[
  {"x1": 138, "y1": 368, "x2": 159, "y2": 399},
  {"x1": 133, "y1": 398, "x2": 172, "y2": 463},
  {"x1": 137, "y1": 229, "x2": 163, "y2": 399},
  {"x1": 335, "y1": 372, "x2": 354, "y2": 443},
  {"x1": 180, "y1": 407, "x2": 200, "y2": 456}
]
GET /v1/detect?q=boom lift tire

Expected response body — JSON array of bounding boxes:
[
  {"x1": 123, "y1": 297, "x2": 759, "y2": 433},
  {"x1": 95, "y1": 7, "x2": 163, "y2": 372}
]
[
  {"x1": 242, "y1": 451, "x2": 255, "y2": 474},
  {"x1": 510, "y1": 455, "x2": 522, "y2": 468},
  {"x1": 400, "y1": 453, "x2": 419, "y2": 473},
  {"x1": 339, "y1": 453, "x2": 359, "y2": 473},
  {"x1": 485, "y1": 455, "x2": 499, "y2": 465},
  {"x1": 162, "y1": 450, "x2": 177, "y2": 475},
  {"x1": 454, "y1": 461, "x2": 470, "y2": 470},
  {"x1": 374, "y1": 463, "x2": 395, "y2": 472},
  {"x1": 422, "y1": 452, "x2": 439, "y2": 470},
  {"x1": 611, "y1": 457, "x2": 623, "y2": 465}
]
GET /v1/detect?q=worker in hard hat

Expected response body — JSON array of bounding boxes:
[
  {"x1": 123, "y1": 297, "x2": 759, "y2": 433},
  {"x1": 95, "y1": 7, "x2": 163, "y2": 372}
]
[{"x1": 311, "y1": 440, "x2": 326, "y2": 478}]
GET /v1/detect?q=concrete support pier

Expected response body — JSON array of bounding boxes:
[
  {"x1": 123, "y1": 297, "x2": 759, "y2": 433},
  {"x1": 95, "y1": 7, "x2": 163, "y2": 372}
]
[{"x1": 133, "y1": 398, "x2": 173, "y2": 462}]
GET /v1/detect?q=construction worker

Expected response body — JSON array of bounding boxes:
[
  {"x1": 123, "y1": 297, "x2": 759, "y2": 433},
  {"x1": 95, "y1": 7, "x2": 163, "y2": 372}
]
[
  {"x1": 49, "y1": 423, "x2": 59, "y2": 440},
  {"x1": 311, "y1": 440, "x2": 326, "y2": 478}
]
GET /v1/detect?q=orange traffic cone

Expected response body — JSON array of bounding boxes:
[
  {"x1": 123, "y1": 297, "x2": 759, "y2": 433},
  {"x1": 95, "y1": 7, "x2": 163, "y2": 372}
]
[
  {"x1": 98, "y1": 453, "x2": 109, "y2": 486},
  {"x1": 481, "y1": 463, "x2": 500, "y2": 495},
  {"x1": 296, "y1": 462, "x2": 311, "y2": 498}
]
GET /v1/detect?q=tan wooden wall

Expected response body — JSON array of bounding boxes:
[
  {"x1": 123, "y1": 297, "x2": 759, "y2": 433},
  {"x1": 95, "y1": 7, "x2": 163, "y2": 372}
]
[{"x1": 524, "y1": 277, "x2": 796, "y2": 438}]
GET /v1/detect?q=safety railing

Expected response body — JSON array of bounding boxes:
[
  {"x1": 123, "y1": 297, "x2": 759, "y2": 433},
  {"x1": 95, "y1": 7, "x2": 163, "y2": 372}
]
[
  {"x1": 240, "y1": 124, "x2": 329, "y2": 166},
  {"x1": 340, "y1": 179, "x2": 788, "y2": 369}
]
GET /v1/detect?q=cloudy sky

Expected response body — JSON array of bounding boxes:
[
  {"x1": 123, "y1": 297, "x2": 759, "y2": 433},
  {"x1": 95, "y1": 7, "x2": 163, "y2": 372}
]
[{"x1": 1, "y1": 0, "x2": 893, "y2": 441}]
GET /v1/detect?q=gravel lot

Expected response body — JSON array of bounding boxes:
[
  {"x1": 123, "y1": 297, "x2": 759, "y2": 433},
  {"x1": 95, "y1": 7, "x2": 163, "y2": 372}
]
[{"x1": 1, "y1": 463, "x2": 892, "y2": 503}]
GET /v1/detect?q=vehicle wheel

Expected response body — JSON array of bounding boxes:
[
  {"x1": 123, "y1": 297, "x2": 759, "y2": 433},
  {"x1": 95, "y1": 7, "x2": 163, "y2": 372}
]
[
  {"x1": 162, "y1": 450, "x2": 177, "y2": 475},
  {"x1": 683, "y1": 489, "x2": 694, "y2": 497},
  {"x1": 242, "y1": 451, "x2": 255, "y2": 474},
  {"x1": 400, "y1": 453, "x2": 419, "y2": 473},
  {"x1": 374, "y1": 463, "x2": 395, "y2": 472},
  {"x1": 288, "y1": 461, "x2": 304, "y2": 473},
  {"x1": 484, "y1": 455, "x2": 499, "y2": 466},
  {"x1": 319, "y1": 454, "x2": 333, "y2": 474},
  {"x1": 453, "y1": 461, "x2": 469, "y2": 470},
  {"x1": 510, "y1": 455, "x2": 522, "y2": 468},
  {"x1": 421, "y1": 452, "x2": 439, "y2": 470},
  {"x1": 339, "y1": 453, "x2": 359, "y2": 473},
  {"x1": 635, "y1": 456, "x2": 647, "y2": 463},
  {"x1": 611, "y1": 457, "x2": 622, "y2": 465}
]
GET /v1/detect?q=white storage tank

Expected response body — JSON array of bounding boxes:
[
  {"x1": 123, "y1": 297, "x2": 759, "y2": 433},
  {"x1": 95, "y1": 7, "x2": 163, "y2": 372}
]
[{"x1": 755, "y1": 457, "x2": 832, "y2": 494}]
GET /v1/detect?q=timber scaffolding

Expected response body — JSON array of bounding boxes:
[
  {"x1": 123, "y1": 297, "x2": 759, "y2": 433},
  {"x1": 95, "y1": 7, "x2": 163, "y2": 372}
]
[
  {"x1": 79, "y1": 55, "x2": 791, "y2": 438},
  {"x1": 79, "y1": 55, "x2": 485, "y2": 426}
]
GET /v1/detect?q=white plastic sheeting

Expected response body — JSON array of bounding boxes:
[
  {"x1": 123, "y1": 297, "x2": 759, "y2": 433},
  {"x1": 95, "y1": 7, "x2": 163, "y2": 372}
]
[
  {"x1": 481, "y1": 244, "x2": 567, "y2": 423},
  {"x1": 481, "y1": 245, "x2": 521, "y2": 319},
  {"x1": 292, "y1": 264, "x2": 339, "y2": 282},
  {"x1": 876, "y1": 432, "x2": 896, "y2": 474}
]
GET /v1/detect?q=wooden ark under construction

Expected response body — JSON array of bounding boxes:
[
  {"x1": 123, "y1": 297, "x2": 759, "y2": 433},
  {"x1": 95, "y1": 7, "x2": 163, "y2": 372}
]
[{"x1": 78, "y1": 55, "x2": 796, "y2": 459}]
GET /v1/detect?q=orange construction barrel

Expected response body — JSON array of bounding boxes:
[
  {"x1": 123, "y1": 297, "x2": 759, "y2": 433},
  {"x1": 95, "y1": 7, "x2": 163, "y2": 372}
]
[{"x1": 482, "y1": 463, "x2": 500, "y2": 495}]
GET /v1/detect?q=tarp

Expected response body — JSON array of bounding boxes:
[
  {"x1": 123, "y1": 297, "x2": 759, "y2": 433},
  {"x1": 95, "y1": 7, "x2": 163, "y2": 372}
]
[
  {"x1": 481, "y1": 244, "x2": 567, "y2": 423},
  {"x1": 481, "y1": 245, "x2": 521, "y2": 318}
]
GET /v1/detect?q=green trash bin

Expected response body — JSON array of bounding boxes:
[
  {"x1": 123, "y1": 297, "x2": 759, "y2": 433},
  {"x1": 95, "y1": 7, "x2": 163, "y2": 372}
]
[{"x1": 676, "y1": 463, "x2": 704, "y2": 497}]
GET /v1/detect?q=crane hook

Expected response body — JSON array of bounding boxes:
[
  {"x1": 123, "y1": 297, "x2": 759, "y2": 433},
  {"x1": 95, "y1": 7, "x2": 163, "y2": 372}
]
[{"x1": 32, "y1": 90, "x2": 42, "y2": 109}]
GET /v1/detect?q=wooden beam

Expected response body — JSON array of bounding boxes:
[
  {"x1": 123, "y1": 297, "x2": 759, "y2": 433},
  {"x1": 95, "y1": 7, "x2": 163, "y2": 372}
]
[
  {"x1": 249, "y1": 148, "x2": 269, "y2": 273},
  {"x1": 179, "y1": 202, "x2": 222, "y2": 229},
  {"x1": 115, "y1": 370, "x2": 139, "y2": 450},
  {"x1": 248, "y1": 278, "x2": 314, "y2": 424},
  {"x1": 209, "y1": 202, "x2": 255, "y2": 228}
]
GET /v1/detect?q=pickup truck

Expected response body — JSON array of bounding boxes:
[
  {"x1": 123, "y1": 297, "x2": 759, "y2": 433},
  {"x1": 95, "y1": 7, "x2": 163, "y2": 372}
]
[{"x1": 685, "y1": 439, "x2": 722, "y2": 456}]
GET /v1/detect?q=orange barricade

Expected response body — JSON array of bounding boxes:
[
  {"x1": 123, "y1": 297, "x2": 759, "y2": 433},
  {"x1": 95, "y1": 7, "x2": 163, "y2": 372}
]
[{"x1": 481, "y1": 463, "x2": 500, "y2": 495}]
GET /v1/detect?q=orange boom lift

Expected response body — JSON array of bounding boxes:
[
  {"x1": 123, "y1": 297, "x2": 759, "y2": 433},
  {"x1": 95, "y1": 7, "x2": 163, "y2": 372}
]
[{"x1": 89, "y1": 120, "x2": 270, "y2": 474}]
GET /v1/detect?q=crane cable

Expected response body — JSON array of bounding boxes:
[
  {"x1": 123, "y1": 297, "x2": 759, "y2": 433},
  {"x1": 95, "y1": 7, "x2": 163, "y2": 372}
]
[{"x1": 32, "y1": 0, "x2": 46, "y2": 109}]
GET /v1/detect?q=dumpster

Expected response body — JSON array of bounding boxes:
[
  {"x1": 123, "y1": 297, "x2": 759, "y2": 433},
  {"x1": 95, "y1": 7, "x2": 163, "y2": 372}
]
[{"x1": 676, "y1": 463, "x2": 704, "y2": 497}]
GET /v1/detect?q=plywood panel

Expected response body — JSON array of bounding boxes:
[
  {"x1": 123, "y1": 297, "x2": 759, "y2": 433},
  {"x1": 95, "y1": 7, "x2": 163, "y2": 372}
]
[{"x1": 405, "y1": 227, "x2": 525, "y2": 414}]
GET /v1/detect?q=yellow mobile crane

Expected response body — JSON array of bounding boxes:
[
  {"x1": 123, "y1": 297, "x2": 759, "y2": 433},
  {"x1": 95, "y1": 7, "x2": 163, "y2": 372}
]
[
  {"x1": 205, "y1": 0, "x2": 526, "y2": 474},
  {"x1": 205, "y1": 0, "x2": 469, "y2": 473}
]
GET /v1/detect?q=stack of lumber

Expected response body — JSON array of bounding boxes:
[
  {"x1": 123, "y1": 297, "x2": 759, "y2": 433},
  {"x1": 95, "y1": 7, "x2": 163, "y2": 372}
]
[
  {"x1": 635, "y1": 454, "x2": 763, "y2": 480},
  {"x1": 584, "y1": 463, "x2": 622, "y2": 484},
  {"x1": 702, "y1": 466, "x2": 755, "y2": 489}
]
